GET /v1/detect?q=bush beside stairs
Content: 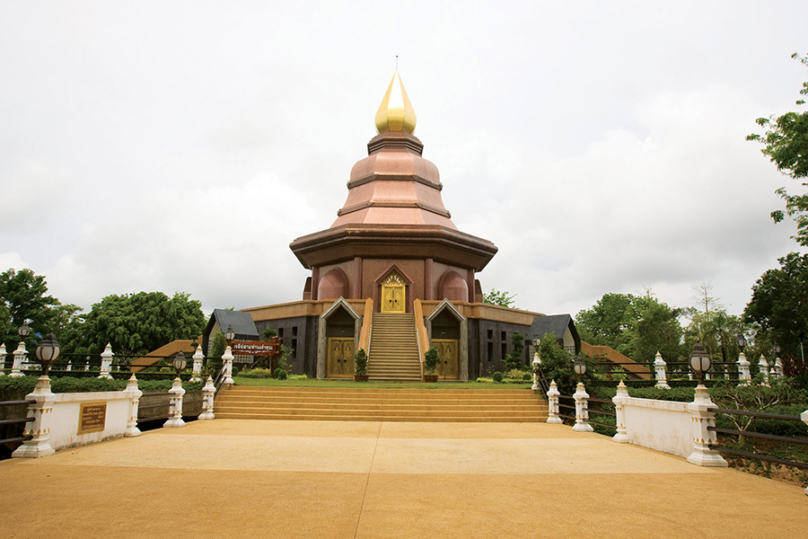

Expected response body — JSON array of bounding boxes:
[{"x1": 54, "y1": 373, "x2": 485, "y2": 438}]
[{"x1": 214, "y1": 386, "x2": 549, "y2": 422}]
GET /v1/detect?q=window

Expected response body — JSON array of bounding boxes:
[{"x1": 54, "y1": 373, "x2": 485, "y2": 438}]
[
  {"x1": 487, "y1": 342, "x2": 493, "y2": 362},
  {"x1": 487, "y1": 329, "x2": 493, "y2": 340},
  {"x1": 292, "y1": 326, "x2": 298, "y2": 337}
]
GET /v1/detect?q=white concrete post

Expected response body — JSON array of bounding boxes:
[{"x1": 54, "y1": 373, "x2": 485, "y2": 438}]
[
  {"x1": 12, "y1": 375, "x2": 56, "y2": 458},
  {"x1": 99, "y1": 343, "x2": 114, "y2": 379},
  {"x1": 222, "y1": 346, "x2": 234, "y2": 387},
  {"x1": 802, "y1": 411, "x2": 808, "y2": 496},
  {"x1": 545, "y1": 380, "x2": 563, "y2": 424},
  {"x1": 0, "y1": 343, "x2": 6, "y2": 376},
  {"x1": 84, "y1": 357, "x2": 90, "y2": 371},
  {"x1": 737, "y1": 352, "x2": 751, "y2": 385},
  {"x1": 572, "y1": 382, "x2": 594, "y2": 432},
  {"x1": 686, "y1": 385, "x2": 728, "y2": 467},
  {"x1": 190, "y1": 345, "x2": 204, "y2": 383},
  {"x1": 124, "y1": 375, "x2": 142, "y2": 437},
  {"x1": 10, "y1": 341, "x2": 27, "y2": 378},
  {"x1": 653, "y1": 351, "x2": 670, "y2": 389},
  {"x1": 163, "y1": 378, "x2": 186, "y2": 428},
  {"x1": 612, "y1": 381, "x2": 629, "y2": 443},
  {"x1": 199, "y1": 376, "x2": 216, "y2": 420},
  {"x1": 758, "y1": 355, "x2": 769, "y2": 386},
  {"x1": 775, "y1": 357, "x2": 784, "y2": 378}
]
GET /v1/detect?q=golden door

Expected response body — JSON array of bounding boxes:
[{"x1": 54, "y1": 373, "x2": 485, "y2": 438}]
[
  {"x1": 381, "y1": 285, "x2": 405, "y2": 313},
  {"x1": 327, "y1": 337, "x2": 355, "y2": 378},
  {"x1": 433, "y1": 339, "x2": 459, "y2": 380}
]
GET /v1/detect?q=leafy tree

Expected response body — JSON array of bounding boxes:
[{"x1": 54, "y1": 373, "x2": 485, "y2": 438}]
[
  {"x1": 744, "y1": 252, "x2": 808, "y2": 382},
  {"x1": 747, "y1": 53, "x2": 808, "y2": 245},
  {"x1": 575, "y1": 292, "x2": 685, "y2": 365},
  {"x1": 538, "y1": 332, "x2": 599, "y2": 396},
  {"x1": 503, "y1": 333, "x2": 525, "y2": 371},
  {"x1": 0, "y1": 268, "x2": 64, "y2": 347},
  {"x1": 483, "y1": 289, "x2": 516, "y2": 308},
  {"x1": 71, "y1": 291, "x2": 205, "y2": 356}
]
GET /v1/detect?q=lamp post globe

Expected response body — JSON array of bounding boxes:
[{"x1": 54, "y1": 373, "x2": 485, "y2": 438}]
[
  {"x1": 224, "y1": 325, "x2": 235, "y2": 345},
  {"x1": 736, "y1": 334, "x2": 747, "y2": 351},
  {"x1": 689, "y1": 340, "x2": 711, "y2": 386},
  {"x1": 173, "y1": 352, "x2": 187, "y2": 379},
  {"x1": 574, "y1": 357, "x2": 587, "y2": 382},
  {"x1": 35, "y1": 332, "x2": 61, "y2": 377},
  {"x1": 18, "y1": 320, "x2": 30, "y2": 339}
]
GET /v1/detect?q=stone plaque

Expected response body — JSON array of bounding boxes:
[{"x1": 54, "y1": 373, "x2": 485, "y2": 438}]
[{"x1": 78, "y1": 403, "x2": 107, "y2": 435}]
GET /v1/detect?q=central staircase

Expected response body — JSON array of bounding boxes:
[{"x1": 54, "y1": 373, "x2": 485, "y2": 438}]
[
  {"x1": 215, "y1": 386, "x2": 548, "y2": 422},
  {"x1": 366, "y1": 313, "x2": 422, "y2": 381}
]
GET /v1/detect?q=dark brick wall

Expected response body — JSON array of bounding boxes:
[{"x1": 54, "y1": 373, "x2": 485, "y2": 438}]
[
  {"x1": 468, "y1": 319, "x2": 532, "y2": 379},
  {"x1": 254, "y1": 316, "x2": 319, "y2": 377}
]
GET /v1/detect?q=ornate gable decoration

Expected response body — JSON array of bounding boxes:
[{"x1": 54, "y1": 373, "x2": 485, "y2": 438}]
[{"x1": 381, "y1": 271, "x2": 406, "y2": 286}]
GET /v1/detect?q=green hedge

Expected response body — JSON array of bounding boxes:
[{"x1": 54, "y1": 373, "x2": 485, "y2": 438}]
[{"x1": 0, "y1": 375, "x2": 203, "y2": 402}]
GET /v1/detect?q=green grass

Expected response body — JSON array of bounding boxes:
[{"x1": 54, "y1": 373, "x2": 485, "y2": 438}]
[{"x1": 232, "y1": 376, "x2": 533, "y2": 390}]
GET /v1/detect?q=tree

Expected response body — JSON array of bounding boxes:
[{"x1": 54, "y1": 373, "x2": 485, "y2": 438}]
[
  {"x1": 0, "y1": 268, "x2": 60, "y2": 347},
  {"x1": 483, "y1": 289, "x2": 516, "y2": 308},
  {"x1": 575, "y1": 292, "x2": 685, "y2": 364},
  {"x1": 537, "y1": 332, "x2": 599, "y2": 396},
  {"x1": 72, "y1": 291, "x2": 205, "y2": 356},
  {"x1": 747, "y1": 53, "x2": 808, "y2": 245},
  {"x1": 503, "y1": 333, "x2": 525, "y2": 371},
  {"x1": 744, "y1": 252, "x2": 808, "y2": 381}
]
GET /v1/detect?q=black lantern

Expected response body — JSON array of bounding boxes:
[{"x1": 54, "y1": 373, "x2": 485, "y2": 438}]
[
  {"x1": 532, "y1": 333, "x2": 540, "y2": 350},
  {"x1": 173, "y1": 352, "x2": 187, "y2": 378},
  {"x1": 224, "y1": 325, "x2": 235, "y2": 345},
  {"x1": 18, "y1": 320, "x2": 30, "y2": 339},
  {"x1": 574, "y1": 357, "x2": 587, "y2": 382},
  {"x1": 773, "y1": 343, "x2": 781, "y2": 355},
  {"x1": 689, "y1": 340, "x2": 711, "y2": 385},
  {"x1": 736, "y1": 334, "x2": 747, "y2": 352},
  {"x1": 35, "y1": 332, "x2": 61, "y2": 377}
]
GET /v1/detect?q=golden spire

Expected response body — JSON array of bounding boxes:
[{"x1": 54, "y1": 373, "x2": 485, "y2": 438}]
[{"x1": 374, "y1": 70, "x2": 417, "y2": 134}]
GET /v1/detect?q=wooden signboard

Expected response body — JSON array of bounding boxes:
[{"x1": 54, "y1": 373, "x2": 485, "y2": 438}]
[
  {"x1": 78, "y1": 403, "x2": 107, "y2": 435},
  {"x1": 232, "y1": 339, "x2": 282, "y2": 357}
]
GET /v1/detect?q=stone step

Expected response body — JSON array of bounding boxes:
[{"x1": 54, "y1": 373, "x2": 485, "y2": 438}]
[{"x1": 214, "y1": 413, "x2": 545, "y2": 422}]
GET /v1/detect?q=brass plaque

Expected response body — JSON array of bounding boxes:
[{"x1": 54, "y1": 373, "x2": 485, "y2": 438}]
[{"x1": 78, "y1": 403, "x2": 107, "y2": 435}]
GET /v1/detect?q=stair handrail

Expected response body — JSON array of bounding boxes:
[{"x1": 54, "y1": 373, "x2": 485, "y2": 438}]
[
  {"x1": 359, "y1": 297, "x2": 373, "y2": 355},
  {"x1": 413, "y1": 299, "x2": 428, "y2": 379}
]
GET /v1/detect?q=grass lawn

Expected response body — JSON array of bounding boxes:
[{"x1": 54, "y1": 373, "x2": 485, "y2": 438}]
[{"x1": 232, "y1": 376, "x2": 533, "y2": 390}]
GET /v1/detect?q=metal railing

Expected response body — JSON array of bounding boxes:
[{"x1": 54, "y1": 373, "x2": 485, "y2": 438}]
[
  {"x1": 0, "y1": 399, "x2": 35, "y2": 449},
  {"x1": 707, "y1": 407, "x2": 808, "y2": 471}
]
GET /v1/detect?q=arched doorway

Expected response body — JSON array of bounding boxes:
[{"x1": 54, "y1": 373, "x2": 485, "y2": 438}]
[
  {"x1": 316, "y1": 298, "x2": 362, "y2": 379},
  {"x1": 426, "y1": 299, "x2": 469, "y2": 381}
]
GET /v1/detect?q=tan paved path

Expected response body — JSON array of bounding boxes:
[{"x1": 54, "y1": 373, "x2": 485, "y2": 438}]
[{"x1": 0, "y1": 420, "x2": 806, "y2": 538}]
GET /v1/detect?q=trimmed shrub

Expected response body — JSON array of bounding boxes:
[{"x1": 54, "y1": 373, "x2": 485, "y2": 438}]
[
  {"x1": 493, "y1": 372, "x2": 504, "y2": 383},
  {"x1": 276, "y1": 369, "x2": 288, "y2": 380}
]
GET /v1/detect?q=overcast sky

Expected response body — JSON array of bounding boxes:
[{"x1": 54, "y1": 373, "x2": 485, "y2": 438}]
[{"x1": 1, "y1": 1, "x2": 807, "y2": 320}]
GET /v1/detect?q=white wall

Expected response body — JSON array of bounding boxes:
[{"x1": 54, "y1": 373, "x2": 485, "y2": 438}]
[
  {"x1": 48, "y1": 391, "x2": 134, "y2": 450},
  {"x1": 620, "y1": 397, "x2": 693, "y2": 459}
]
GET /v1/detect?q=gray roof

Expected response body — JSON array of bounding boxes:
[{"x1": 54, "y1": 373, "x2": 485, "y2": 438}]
[
  {"x1": 206, "y1": 309, "x2": 259, "y2": 339},
  {"x1": 528, "y1": 314, "x2": 580, "y2": 352}
]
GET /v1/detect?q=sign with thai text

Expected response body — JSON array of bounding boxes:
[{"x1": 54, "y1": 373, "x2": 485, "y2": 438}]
[
  {"x1": 232, "y1": 339, "x2": 282, "y2": 357},
  {"x1": 78, "y1": 403, "x2": 107, "y2": 435}
]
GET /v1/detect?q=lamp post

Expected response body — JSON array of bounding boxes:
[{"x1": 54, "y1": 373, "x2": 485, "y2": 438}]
[
  {"x1": 689, "y1": 340, "x2": 711, "y2": 387},
  {"x1": 18, "y1": 320, "x2": 32, "y2": 371},
  {"x1": 574, "y1": 357, "x2": 587, "y2": 383},
  {"x1": 164, "y1": 352, "x2": 187, "y2": 428},
  {"x1": 736, "y1": 333, "x2": 751, "y2": 385},
  {"x1": 225, "y1": 325, "x2": 235, "y2": 347},
  {"x1": 531, "y1": 335, "x2": 541, "y2": 391},
  {"x1": 571, "y1": 356, "x2": 593, "y2": 432},
  {"x1": 173, "y1": 351, "x2": 187, "y2": 379},
  {"x1": 34, "y1": 332, "x2": 61, "y2": 379}
]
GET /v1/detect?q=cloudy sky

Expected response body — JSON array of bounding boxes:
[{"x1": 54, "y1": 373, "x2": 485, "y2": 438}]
[{"x1": 1, "y1": 1, "x2": 806, "y2": 320}]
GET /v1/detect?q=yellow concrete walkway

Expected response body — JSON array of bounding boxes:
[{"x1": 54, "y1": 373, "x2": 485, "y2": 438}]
[{"x1": 0, "y1": 420, "x2": 805, "y2": 538}]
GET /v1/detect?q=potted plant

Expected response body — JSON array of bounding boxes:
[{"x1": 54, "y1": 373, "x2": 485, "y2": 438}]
[
  {"x1": 354, "y1": 348, "x2": 369, "y2": 381},
  {"x1": 423, "y1": 345, "x2": 439, "y2": 382}
]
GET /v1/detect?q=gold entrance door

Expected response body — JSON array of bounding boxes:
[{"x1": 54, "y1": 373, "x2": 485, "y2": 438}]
[
  {"x1": 380, "y1": 272, "x2": 406, "y2": 313},
  {"x1": 433, "y1": 339, "x2": 459, "y2": 380},
  {"x1": 327, "y1": 337, "x2": 355, "y2": 378}
]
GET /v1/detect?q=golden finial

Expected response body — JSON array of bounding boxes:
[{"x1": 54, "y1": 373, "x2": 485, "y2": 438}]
[{"x1": 374, "y1": 69, "x2": 416, "y2": 134}]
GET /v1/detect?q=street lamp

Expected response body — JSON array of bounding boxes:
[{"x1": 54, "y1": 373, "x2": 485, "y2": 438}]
[
  {"x1": 574, "y1": 357, "x2": 587, "y2": 383},
  {"x1": 35, "y1": 332, "x2": 61, "y2": 377},
  {"x1": 736, "y1": 334, "x2": 747, "y2": 352},
  {"x1": 689, "y1": 340, "x2": 711, "y2": 386},
  {"x1": 18, "y1": 320, "x2": 30, "y2": 340},
  {"x1": 173, "y1": 352, "x2": 187, "y2": 379},
  {"x1": 224, "y1": 325, "x2": 235, "y2": 346}
]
